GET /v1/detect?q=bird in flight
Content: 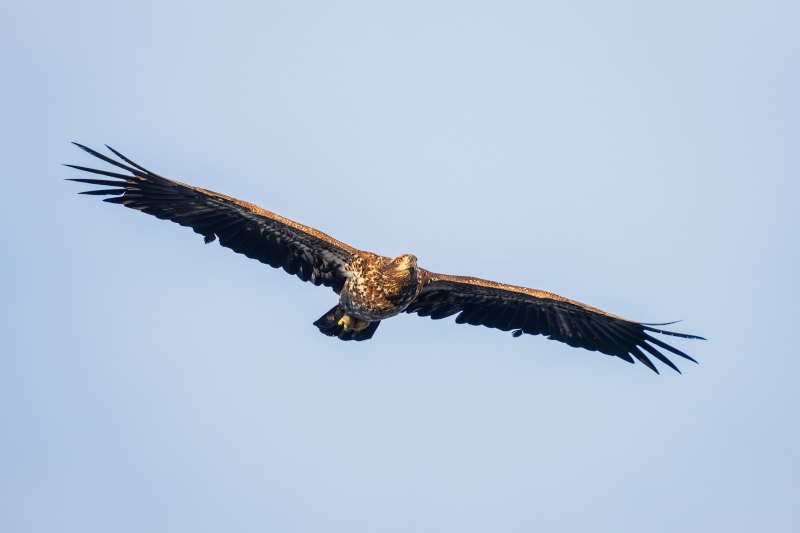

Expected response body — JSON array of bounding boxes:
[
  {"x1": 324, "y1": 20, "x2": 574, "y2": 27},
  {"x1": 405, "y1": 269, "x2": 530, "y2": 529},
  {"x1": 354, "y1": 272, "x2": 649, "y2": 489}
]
[{"x1": 67, "y1": 143, "x2": 703, "y2": 374}]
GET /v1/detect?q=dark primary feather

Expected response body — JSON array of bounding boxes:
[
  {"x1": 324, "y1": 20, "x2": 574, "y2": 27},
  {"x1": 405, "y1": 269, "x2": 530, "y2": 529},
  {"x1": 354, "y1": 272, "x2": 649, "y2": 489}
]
[
  {"x1": 407, "y1": 273, "x2": 704, "y2": 374},
  {"x1": 66, "y1": 143, "x2": 359, "y2": 292}
]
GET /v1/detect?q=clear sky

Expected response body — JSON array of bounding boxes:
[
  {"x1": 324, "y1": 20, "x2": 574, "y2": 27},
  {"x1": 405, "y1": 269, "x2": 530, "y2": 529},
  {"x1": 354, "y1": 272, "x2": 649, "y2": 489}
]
[{"x1": 1, "y1": 1, "x2": 798, "y2": 531}]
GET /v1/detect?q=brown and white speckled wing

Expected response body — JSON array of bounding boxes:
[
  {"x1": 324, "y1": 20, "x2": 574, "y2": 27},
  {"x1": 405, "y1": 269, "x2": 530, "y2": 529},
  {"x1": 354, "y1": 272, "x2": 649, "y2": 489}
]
[
  {"x1": 66, "y1": 143, "x2": 358, "y2": 292},
  {"x1": 407, "y1": 271, "x2": 703, "y2": 374}
]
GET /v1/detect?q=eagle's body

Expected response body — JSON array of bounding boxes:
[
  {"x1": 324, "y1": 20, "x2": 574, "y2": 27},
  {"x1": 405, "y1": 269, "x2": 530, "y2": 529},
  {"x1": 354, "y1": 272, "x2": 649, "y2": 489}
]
[
  {"x1": 340, "y1": 253, "x2": 422, "y2": 321},
  {"x1": 67, "y1": 143, "x2": 704, "y2": 373}
]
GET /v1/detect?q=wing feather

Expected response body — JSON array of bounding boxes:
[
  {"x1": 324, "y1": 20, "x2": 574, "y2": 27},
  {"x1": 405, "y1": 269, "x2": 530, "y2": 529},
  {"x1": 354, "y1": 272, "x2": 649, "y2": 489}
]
[
  {"x1": 408, "y1": 271, "x2": 703, "y2": 373},
  {"x1": 628, "y1": 346, "x2": 659, "y2": 374},
  {"x1": 521, "y1": 306, "x2": 542, "y2": 336},
  {"x1": 508, "y1": 305, "x2": 528, "y2": 331},
  {"x1": 67, "y1": 144, "x2": 359, "y2": 292},
  {"x1": 640, "y1": 342, "x2": 681, "y2": 374}
]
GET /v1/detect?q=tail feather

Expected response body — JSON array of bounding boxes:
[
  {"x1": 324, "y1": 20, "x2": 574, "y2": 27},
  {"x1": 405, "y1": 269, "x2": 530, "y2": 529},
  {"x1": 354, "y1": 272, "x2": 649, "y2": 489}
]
[{"x1": 313, "y1": 305, "x2": 380, "y2": 341}]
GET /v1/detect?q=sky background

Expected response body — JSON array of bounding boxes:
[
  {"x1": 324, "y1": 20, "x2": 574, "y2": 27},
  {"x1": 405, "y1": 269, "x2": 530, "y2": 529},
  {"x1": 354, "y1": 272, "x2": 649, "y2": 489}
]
[{"x1": 1, "y1": 1, "x2": 798, "y2": 531}]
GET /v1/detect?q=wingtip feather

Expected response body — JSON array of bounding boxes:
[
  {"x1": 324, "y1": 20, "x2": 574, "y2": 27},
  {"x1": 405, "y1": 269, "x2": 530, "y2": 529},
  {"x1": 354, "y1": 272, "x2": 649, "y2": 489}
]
[
  {"x1": 644, "y1": 335, "x2": 699, "y2": 364},
  {"x1": 104, "y1": 144, "x2": 154, "y2": 174},
  {"x1": 629, "y1": 346, "x2": 660, "y2": 374},
  {"x1": 640, "y1": 320, "x2": 682, "y2": 326},
  {"x1": 69, "y1": 142, "x2": 141, "y2": 174}
]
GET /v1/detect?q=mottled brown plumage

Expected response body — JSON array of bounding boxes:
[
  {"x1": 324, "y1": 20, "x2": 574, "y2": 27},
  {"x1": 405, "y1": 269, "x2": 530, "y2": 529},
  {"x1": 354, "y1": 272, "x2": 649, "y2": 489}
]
[{"x1": 67, "y1": 144, "x2": 704, "y2": 373}]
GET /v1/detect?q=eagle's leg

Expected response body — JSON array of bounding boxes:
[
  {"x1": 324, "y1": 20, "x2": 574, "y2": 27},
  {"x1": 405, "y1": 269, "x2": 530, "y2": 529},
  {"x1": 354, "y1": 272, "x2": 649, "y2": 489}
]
[
  {"x1": 313, "y1": 305, "x2": 381, "y2": 341},
  {"x1": 337, "y1": 315, "x2": 370, "y2": 332}
]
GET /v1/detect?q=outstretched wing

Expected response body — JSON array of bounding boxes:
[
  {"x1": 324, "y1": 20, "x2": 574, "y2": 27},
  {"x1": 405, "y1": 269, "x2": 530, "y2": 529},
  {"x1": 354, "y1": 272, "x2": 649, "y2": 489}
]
[
  {"x1": 407, "y1": 272, "x2": 703, "y2": 374},
  {"x1": 66, "y1": 143, "x2": 358, "y2": 293}
]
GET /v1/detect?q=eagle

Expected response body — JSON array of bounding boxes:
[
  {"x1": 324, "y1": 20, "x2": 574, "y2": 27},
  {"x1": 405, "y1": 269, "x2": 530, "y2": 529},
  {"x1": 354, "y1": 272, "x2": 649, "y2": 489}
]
[{"x1": 67, "y1": 143, "x2": 703, "y2": 374}]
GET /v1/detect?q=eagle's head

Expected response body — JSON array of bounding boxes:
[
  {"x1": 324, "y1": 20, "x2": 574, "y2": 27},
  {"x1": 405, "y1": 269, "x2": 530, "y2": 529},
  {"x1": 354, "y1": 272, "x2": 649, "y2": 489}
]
[
  {"x1": 382, "y1": 254, "x2": 418, "y2": 301},
  {"x1": 392, "y1": 254, "x2": 417, "y2": 272}
]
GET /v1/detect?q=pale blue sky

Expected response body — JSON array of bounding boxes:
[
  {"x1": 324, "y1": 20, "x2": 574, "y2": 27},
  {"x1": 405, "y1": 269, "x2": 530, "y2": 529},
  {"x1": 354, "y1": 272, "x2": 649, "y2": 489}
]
[{"x1": 1, "y1": 1, "x2": 798, "y2": 531}]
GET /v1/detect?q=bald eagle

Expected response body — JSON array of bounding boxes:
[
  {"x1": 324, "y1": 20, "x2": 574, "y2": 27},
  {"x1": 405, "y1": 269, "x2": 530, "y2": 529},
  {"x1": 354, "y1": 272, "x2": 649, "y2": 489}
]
[{"x1": 67, "y1": 143, "x2": 703, "y2": 374}]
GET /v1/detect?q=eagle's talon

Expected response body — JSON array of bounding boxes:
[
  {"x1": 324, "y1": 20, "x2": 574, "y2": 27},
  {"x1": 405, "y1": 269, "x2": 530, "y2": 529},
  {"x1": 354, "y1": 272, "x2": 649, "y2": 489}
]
[{"x1": 338, "y1": 314, "x2": 369, "y2": 331}]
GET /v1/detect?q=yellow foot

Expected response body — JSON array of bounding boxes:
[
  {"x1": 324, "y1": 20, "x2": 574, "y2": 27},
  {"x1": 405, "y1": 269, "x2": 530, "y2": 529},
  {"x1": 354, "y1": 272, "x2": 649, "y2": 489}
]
[{"x1": 337, "y1": 315, "x2": 370, "y2": 331}]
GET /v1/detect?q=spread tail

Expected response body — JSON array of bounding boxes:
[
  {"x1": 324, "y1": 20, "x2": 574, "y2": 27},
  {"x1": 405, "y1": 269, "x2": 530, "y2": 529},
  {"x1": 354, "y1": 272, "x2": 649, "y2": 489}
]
[{"x1": 313, "y1": 305, "x2": 380, "y2": 341}]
